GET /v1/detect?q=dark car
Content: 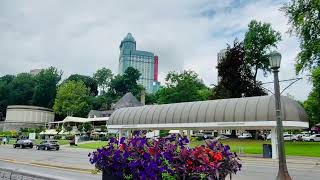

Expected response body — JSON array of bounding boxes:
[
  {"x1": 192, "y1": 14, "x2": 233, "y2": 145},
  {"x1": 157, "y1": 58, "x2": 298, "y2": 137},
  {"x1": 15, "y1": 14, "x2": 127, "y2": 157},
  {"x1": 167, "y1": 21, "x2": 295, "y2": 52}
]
[
  {"x1": 36, "y1": 140, "x2": 60, "y2": 151},
  {"x1": 13, "y1": 139, "x2": 34, "y2": 149}
]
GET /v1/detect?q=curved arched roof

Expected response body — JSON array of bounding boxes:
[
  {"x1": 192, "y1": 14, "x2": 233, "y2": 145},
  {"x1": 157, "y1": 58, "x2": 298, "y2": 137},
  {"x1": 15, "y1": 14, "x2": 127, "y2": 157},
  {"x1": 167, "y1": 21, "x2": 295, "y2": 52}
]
[{"x1": 108, "y1": 96, "x2": 308, "y2": 130}]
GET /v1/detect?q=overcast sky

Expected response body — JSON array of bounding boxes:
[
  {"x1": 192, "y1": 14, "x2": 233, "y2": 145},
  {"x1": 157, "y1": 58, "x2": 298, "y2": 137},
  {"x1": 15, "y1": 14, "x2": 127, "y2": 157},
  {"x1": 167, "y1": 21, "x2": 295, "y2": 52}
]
[{"x1": 0, "y1": 0, "x2": 312, "y2": 100}]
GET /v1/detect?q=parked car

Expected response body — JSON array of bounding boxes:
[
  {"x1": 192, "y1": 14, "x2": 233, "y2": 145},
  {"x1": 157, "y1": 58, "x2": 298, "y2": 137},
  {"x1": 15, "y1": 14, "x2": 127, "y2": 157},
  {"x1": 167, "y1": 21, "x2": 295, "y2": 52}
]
[
  {"x1": 214, "y1": 135, "x2": 229, "y2": 140},
  {"x1": 238, "y1": 133, "x2": 252, "y2": 139},
  {"x1": 13, "y1": 139, "x2": 34, "y2": 148},
  {"x1": 36, "y1": 140, "x2": 60, "y2": 150},
  {"x1": 303, "y1": 134, "x2": 320, "y2": 142},
  {"x1": 283, "y1": 134, "x2": 298, "y2": 141}
]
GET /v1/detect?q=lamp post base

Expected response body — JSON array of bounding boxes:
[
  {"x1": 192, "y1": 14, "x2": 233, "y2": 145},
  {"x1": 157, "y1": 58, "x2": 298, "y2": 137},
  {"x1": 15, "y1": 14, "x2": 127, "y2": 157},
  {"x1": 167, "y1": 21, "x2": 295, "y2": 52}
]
[{"x1": 276, "y1": 171, "x2": 292, "y2": 180}]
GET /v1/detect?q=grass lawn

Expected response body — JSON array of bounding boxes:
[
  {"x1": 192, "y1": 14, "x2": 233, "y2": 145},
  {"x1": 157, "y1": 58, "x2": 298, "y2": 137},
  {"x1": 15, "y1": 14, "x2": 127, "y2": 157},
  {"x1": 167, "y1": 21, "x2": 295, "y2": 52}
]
[
  {"x1": 76, "y1": 141, "x2": 108, "y2": 149},
  {"x1": 71, "y1": 139, "x2": 320, "y2": 157},
  {"x1": 191, "y1": 139, "x2": 320, "y2": 157}
]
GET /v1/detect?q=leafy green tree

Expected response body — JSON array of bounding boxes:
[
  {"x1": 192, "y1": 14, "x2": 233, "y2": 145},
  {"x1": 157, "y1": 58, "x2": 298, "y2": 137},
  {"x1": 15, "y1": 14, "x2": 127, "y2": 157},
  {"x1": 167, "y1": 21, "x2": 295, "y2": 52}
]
[
  {"x1": 215, "y1": 40, "x2": 266, "y2": 99},
  {"x1": 93, "y1": 68, "x2": 113, "y2": 94},
  {"x1": 244, "y1": 20, "x2": 281, "y2": 84},
  {"x1": 304, "y1": 67, "x2": 320, "y2": 127},
  {"x1": 282, "y1": 0, "x2": 320, "y2": 73},
  {"x1": 53, "y1": 81, "x2": 91, "y2": 117},
  {"x1": 0, "y1": 75, "x2": 15, "y2": 118},
  {"x1": 109, "y1": 67, "x2": 142, "y2": 97},
  {"x1": 32, "y1": 67, "x2": 62, "y2": 108},
  {"x1": 156, "y1": 70, "x2": 210, "y2": 104},
  {"x1": 65, "y1": 74, "x2": 98, "y2": 96},
  {"x1": 8, "y1": 73, "x2": 35, "y2": 105}
]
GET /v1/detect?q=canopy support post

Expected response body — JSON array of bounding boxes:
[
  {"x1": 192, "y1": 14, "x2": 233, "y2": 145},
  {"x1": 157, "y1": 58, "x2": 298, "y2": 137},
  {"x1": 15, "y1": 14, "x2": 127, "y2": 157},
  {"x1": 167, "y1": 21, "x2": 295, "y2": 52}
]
[{"x1": 271, "y1": 128, "x2": 278, "y2": 159}]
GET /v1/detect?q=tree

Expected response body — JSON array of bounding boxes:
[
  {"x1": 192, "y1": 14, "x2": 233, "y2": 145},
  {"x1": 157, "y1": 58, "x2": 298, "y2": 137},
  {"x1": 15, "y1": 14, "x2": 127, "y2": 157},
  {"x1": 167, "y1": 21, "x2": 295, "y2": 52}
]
[
  {"x1": 282, "y1": 0, "x2": 320, "y2": 73},
  {"x1": 93, "y1": 68, "x2": 113, "y2": 94},
  {"x1": 109, "y1": 67, "x2": 142, "y2": 97},
  {"x1": 0, "y1": 75, "x2": 15, "y2": 117},
  {"x1": 244, "y1": 20, "x2": 281, "y2": 84},
  {"x1": 32, "y1": 67, "x2": 62, "y2": 108},
  {"x1": 156, "y1": 70, "x2": 211, "y2": 104},
  {"x1": 215, "y1": 40, "x2": 266, "y2": 99},
  {"x1": 53, "y1": 81, "x2": 91, "y2": 117},
  {"x1": 65, "y1": 74, "x2": 98, "y2": 96},
  {"x1": 7, "y1": 73, "x2": 35, "y2": 105},
  {"x1": 304, "y1": 67, "x2": 320, "y2": 127}
]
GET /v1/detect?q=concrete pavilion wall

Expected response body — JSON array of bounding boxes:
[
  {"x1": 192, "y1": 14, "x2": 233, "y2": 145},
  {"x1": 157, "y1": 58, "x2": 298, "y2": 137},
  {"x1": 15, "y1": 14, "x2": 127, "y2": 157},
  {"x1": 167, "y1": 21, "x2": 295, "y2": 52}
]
[{"x1": 2, "y1": 105, "x2": 54, "y2": 131}]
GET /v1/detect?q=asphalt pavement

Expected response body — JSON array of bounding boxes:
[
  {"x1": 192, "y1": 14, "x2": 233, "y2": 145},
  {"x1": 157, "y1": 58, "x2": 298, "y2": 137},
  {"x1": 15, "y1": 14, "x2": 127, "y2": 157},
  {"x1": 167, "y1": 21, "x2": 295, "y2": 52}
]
[{"x1": 0, "y1": 145, "x2": 320, "y2": 180}]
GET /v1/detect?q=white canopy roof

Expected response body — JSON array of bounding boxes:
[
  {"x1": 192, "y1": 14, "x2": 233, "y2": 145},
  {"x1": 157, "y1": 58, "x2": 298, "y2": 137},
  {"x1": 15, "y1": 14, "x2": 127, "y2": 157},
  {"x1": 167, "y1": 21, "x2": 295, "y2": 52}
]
[{"x1": 49, "y1": 116, "x2": 109, "y2": 124}]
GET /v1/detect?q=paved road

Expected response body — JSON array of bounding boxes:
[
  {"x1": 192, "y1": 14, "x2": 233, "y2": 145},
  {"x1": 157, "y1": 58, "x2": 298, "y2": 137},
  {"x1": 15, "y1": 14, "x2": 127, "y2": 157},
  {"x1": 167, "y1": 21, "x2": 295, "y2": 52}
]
[{"x1": 0, "y1": 145, "x2": 320, "y2": 180}]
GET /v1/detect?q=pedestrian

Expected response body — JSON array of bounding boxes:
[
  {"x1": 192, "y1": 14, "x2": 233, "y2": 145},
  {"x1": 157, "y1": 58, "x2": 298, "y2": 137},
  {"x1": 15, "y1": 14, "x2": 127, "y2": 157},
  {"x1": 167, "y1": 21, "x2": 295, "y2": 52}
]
[{"x1": 2, "y1": 137, "x2": 7, "y2": 144}]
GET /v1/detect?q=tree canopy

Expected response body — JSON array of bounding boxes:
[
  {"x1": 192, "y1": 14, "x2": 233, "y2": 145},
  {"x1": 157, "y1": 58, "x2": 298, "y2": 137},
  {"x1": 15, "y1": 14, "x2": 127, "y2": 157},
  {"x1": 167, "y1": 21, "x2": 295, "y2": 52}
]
[
  {"x1": 53, "y1": 81, "x2": 91, "y2": 117},
  {"x1": 109, "y1": 67, "x2": 142, "y2": 97},
  {"x1": 215, "y1": 40, "x2": 266, "y2": 99},
  {"x1": 93, "y1": 68, "x2": 113, "y2": 94},
  {"x1": 32, "y1": 67, "x2": 62, "y2": 108},
  {"x1": 65, "y1": 74, "x2": 98, "y2": 96},
  {"x1": 244, "y1": 20, "x2": 282, "y2": 83},
  {"x1": 304, "y1": 67, "x2": 320, "y2": 127},
  {"x1": 155, "y1": 70, "x2": 211, "y2": 104},
  {"x1": 282, "y1": 0, "x2": 320, "y2": 73}
]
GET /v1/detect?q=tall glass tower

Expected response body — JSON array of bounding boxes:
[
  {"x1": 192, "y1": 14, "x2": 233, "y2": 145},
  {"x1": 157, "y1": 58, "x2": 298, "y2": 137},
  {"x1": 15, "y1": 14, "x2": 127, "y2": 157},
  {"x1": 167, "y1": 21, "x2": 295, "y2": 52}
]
[{"x1": 118, "y1": 33, "x2": 160, "y2": 93}]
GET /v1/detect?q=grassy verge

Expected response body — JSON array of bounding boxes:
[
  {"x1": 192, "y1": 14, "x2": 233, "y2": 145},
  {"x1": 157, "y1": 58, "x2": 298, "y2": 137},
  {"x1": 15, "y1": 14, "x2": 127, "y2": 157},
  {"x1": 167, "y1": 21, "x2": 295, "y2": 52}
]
[
  {"x1": 75, "y1": 139, "x2": 320, "y2": 157},
  {"x1": 76, "y1": 141, "x2": 108, "y2": 149},
  {"x1": 191, "y1": 139, "x2": 320, "y2": 157}
]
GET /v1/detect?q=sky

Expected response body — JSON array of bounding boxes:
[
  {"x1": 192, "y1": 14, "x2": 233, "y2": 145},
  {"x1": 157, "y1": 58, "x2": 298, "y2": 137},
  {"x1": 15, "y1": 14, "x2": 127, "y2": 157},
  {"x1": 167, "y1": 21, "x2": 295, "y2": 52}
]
[{"x1": 0, "y1": 0, "x2": 312, "y2": 101}]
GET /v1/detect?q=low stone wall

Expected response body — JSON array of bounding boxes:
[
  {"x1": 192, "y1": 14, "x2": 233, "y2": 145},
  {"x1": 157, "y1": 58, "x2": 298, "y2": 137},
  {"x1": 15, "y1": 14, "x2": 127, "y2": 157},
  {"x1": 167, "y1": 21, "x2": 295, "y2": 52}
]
[{"x1": 0, "y1": 168, "x2": 61, "y2": 180}]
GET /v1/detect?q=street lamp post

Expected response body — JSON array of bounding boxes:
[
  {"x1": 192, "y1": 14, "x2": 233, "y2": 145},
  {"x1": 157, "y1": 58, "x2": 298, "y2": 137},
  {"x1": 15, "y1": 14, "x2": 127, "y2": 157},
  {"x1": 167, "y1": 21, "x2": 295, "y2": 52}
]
[{"x1": 269, "y1": 51, "x2": 292, "y2": 180}]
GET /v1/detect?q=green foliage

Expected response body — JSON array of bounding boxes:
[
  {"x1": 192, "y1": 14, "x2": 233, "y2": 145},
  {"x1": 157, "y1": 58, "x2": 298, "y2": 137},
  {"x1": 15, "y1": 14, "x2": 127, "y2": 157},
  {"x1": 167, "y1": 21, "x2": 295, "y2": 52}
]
[
  {"x1": 109, "y1": 67, "x2": 142, "y2": 97},
  {"x1": 83, "y1": 122, "x2": 93, "y2": 133},
  {"x1": 215, "y1": 40, "x2": 266, "y2": 99},
  {"x1": 282, "y1": 0, "x2": 320, "y2": 73},
  {"x1": 156, "y1": 70, "x2": 210, "y2": 104},
  {"x1": 54, "y1": 81, "x2": 91, "y2": 117},
  {"x1": 8, "y1": 73, "x2": 36, "y2": 105},
  {"x1": 159, "y1": 130, "x2": 170, "y2": 137},
  {"x1": 64, "y1": 124, "x2": 73, "y2": 132},
  {"x1": 32, "y1": 67, "x2": 62, "y2": 108},
  {"x1": 65, "y1": 74, "x2": 98, "y2": 96},
  {"x1": 0, "y1": 130, "x2": 18, "y2": 138},
  {"x1": 0, "y1": 75, "x2": 15, "y2": 117},
  {"x1": 93, "y1": 68, "x2": 113, "y2": 94},
  {"x1": 244, "y1": 20, "x2": 281, "y2": 83},
  {"x1": 0, "y1": 67, "x2": 62, "y2": 117},
  {"x1": 100, "y1": 125, "x2": 107, "y2": 132},
  {"x1": 304, "y1": 67, "x2": 320, "y2": 127},
  {"x1": 54, "y1": 135, "x2": 62, "y2": 140}
]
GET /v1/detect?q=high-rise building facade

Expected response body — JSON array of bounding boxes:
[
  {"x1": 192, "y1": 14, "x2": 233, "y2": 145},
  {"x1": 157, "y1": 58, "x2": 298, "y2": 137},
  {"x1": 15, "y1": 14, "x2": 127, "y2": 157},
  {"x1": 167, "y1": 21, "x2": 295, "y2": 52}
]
[{"x1": 118, "y1": 33, "x2": 160, "y2": 93}]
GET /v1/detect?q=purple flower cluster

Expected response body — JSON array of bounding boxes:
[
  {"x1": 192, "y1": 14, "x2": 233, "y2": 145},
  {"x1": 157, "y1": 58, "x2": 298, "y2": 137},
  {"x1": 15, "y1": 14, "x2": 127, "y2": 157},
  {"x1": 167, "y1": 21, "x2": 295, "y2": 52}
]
[{"x1": 88, "y1": 134, "x2": 241, "y2": 180}]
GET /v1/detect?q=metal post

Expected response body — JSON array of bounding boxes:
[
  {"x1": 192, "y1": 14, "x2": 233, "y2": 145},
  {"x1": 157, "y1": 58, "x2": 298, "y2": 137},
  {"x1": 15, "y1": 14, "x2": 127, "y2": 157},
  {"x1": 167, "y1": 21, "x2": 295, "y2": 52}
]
[{"x1": 273, "y1": 69, "x2": 291, "y2": 180}]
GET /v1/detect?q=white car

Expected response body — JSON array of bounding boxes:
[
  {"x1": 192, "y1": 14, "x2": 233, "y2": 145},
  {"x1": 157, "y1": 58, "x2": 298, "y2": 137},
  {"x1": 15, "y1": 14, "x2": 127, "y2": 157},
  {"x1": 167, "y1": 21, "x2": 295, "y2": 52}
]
[
  {"x1": 238, "y1": 133, "x2": 252, "y2": 139},
  {"x1": 267, "y1": 134, "x2": 298, "y2": 141},
  {"x1": 303, "y1": 134, "x2": 320, "y2": 142},
  {"x1": 283, "y1": 134, "x2": 298, "y2": 141}
]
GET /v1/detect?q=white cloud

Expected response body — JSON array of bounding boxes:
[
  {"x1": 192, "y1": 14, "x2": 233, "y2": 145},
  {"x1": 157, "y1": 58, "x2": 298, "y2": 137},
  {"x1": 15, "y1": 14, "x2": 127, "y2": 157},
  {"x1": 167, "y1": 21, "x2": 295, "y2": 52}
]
[{"x1": 0, "y1": 0, "x2": 310, "y2": 100}]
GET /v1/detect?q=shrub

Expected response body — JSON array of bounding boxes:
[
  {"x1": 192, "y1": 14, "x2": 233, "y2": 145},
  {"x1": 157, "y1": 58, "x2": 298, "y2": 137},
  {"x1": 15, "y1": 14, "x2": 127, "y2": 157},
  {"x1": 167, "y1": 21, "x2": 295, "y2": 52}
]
[
  {"x1": 54, "y1": 135, "x2": 62, "y2": 140},
  {"x1": 65, "y1": 135, "x2": 74, "y2": 140}
]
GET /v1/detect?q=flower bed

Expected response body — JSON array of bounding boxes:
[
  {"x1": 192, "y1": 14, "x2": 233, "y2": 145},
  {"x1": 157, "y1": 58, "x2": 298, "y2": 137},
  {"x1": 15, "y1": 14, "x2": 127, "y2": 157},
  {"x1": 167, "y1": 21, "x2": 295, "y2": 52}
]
[{"x1": 89, "y1": 134, "x2": 241, "y2": 180}]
